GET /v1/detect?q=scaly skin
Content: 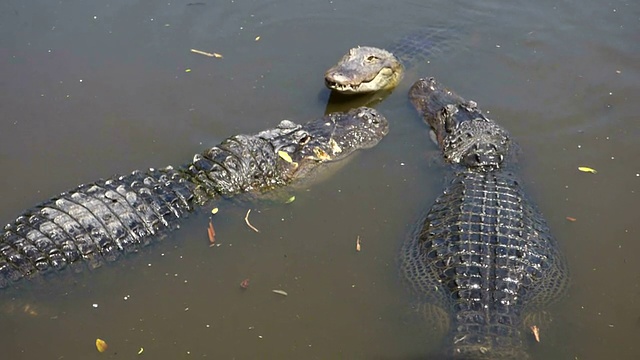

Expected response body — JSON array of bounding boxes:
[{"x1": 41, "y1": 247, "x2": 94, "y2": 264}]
[
  {"x1": 401, "y1": 78, "x2": 569, "y2": 359},
  {"x1": 0, "y1": 107, "x2": 388, "y2": 289}
]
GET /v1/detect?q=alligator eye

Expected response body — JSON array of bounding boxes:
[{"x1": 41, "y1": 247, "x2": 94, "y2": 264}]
[
  {"x1": 298, "y1": 134, "x2": 312, "y2": 145},
  {"x1": 444, "y1": 115, "x2": 455, "y2": 133}
]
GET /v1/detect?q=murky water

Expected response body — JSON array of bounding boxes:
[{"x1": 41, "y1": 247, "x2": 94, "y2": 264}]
[{"x1": 0, "y1": 0, "x2": 638, "y2": 359}]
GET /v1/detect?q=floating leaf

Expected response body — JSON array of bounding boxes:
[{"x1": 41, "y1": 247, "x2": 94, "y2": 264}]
[
  {"x1": 211, "y1": 207, "x2": 219, "y2": 215},
  {"x1": 272, "y1": 289, "x2": 288, "y2": 296},
  {"x1": 138, "y1": 347, "x2": 144, "y2": 355},
  {"x1": 578, "y1": 166, "x2": 597, "y2": 174},
  {"x1": 207, "y1": 219, "x2": 216, "y2": 246},
  {"x1": 185, "y1": 68, "x2": 191, "y2": 73},
  {"x1": 356, "y1": 236, "x2": 361, "y2": 252},
  {"x1": 530, "y1": 325, "x2": 540, "y2": 343},
  {"x1": 278, "y1": 150, "x2": 293, "y2": 163},
  {"x1": 96, "y1": 338, "x2": 108, "y2": 353},
  {"x1": 565, "y1": 216, "x2": 577, "y2": 222},
  {"x1": 285, "y1": 196, "x2": 296, "y2": 204},
  {"x1": 255, "y1": 36, "x2": 261, "y2": 41}
]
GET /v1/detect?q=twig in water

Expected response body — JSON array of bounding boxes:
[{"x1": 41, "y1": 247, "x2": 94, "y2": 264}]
[{"x1": 244, "y1": 209, "x2": 260, "y2": 233}]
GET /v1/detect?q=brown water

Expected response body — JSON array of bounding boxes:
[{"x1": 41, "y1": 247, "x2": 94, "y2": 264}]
[{"x1": 0, "y1": 0, "x2": 638, "y2": 359}]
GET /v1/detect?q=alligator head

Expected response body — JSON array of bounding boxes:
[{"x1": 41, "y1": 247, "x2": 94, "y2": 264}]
[
  {"x1": 409, "y1": 77, "x2": 511, "y2": 170},
  {"x1": 260, "y1": 106, "x2": 389, "y2": 180},
  {"x1": 325, "y1": 46, "x2": 404, "y2": 94}
]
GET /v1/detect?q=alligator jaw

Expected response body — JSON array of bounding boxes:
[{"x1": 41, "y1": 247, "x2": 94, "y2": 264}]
[{"x1": 325, "y1": 67, "x2": 399, "y2": 94}]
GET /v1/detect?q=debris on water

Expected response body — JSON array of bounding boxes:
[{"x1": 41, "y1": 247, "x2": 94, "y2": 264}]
[
  {"x1": 285, "y1": 196, "x2": 296, "y2": 204},
  {"x1": 185, "y1": 68, "x2": 192, "y2": 73},
  {"x1": 207, "y1": 218, "x2": 216, "y2": 246},
  {"x1": 211, "y1": 207, "x2": 219, "y2": 215},
  {"x1": 190, "y1": 48, "x2": 223, "y2": 58},
  {"x1": 530, "y1": 325, "x2": 540, "y2": 343},
  {"x1": 272, "y1": 289, "x2": 288, "y2": 296},
  {"x1": 22, "y1": 304, "x2": 38, "y2": 316},
  {"x1": 95, "y1": 338, "x2": 108, "y2": 353},
  {"x1": 565, "y1": 216, "x2": 577, "y2": 222},
  {"x1": 255, "y1": 36, "x2": 261, "y2": 41},
  {"x1": 244, "y1": 209, "x2": 260, "y2": 233},
  {"x1": 312, "y1": 147, "x2": 331, "y2": 161},
  {"x1": 578, "y1": 166, "x2": 597, "y2": 174},
  {"x1": 240, "y1": 278, "x2": 250, "y2": 289},
  {"x1": 137, "y1": 347, "x2": 144, "y2": 355},
  {"x1": 356, "y1": 236, "x2": 362, "y2": 252}
]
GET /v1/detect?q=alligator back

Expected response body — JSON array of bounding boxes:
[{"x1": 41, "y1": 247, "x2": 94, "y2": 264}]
[{"x1": 401, "y1": 167, "x2": 568, "y2": 358}]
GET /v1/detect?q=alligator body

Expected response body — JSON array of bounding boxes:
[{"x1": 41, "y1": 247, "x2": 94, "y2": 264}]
[
  {"x1": 400, "y1": 78, "x2": 568, "y2": 359},
  {"x1": 0, "y1": 107, "x2": 388, "y2": 289},
  {"x1": 324, "y1": 27, "x2": 460, "y2": 94}
]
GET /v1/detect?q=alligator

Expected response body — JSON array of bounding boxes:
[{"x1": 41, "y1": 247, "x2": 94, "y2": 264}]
[
  {"x1": 0, "y1": 107, "x2": 388, "y2": 289},
  {"x1": 400, "y1": 78, "x2": 568, "y2": 359},
  {"x1": 324, "y1": 27, "x2": 461, "y2": 94}
]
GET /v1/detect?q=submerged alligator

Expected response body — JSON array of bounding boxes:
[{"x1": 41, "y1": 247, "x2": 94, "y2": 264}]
[
  {"x1": 400, "y1": 78, "x2": 568, "y2": 359},
  {"x1": 0, "y1": 107, "x2": 388, "y2": 289}
]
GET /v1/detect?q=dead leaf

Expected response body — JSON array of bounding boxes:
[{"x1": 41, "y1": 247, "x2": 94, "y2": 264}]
[
  {"x1": 278, "y1": 150, "x2": 293, "y2": 163},
  {"x1": 530, "y1": 325, "x2": 540, "y2": 343},
  {"x1": 96, "y1": 338, "x2": 108, "y2": 353},
  {"x1": 356, "y1": 236, "x2": 361, "y2": 252},
  {"x1": 272, "y1": 289, "x2": 288, "y2": 296},
  {"x1": 565, "y1": 216, "x2": 577, "y2": 222},
  {"x1": 312, "y1": 147, "x2": 331, "y2": 161},
  {"x1": 207, "y1": 219, "x2": 216, "y2": 246},
  {"x1": 578, "y1": 166, "x2": 597, "y2": 174}
]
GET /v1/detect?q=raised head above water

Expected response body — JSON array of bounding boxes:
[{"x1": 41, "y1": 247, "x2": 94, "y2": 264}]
[
  {"x1": 324, "y1": 27, "x2": 463, "y2": 96},
  {"x1": 324, "y1": 46, "x2": 404, "y2": 94}
]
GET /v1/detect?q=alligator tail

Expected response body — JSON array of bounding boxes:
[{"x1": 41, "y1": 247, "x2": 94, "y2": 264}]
[{"x1": 0, "y1": 167, "x2": 196, "y2": 288}]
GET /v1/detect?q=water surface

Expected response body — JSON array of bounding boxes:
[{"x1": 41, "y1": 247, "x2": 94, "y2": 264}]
[{"x1": 0, "y1": 0, "x2": 638, "y2": 359}]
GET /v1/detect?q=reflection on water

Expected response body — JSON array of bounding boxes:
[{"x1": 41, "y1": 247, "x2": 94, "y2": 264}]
[{"x1": 0, "y1": 0, "x2": 638, "y2": 359}]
